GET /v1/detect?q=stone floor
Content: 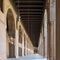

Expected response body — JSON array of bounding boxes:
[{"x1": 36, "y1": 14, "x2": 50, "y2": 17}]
[{"x1": 7, "y1": 54, "x2": 47, "y2": 60}]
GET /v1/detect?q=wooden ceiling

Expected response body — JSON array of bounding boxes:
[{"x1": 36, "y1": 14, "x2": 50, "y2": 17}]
[{"x1": 11, "y1": 0, "x2": 45, "y2": 47}]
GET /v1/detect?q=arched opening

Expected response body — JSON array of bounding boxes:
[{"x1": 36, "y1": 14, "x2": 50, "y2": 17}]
[
  {"x1": 18, "y1": 26, "x2": 22, "y2": 56},
  {"x1": 0, "y1": 0, "x2": 3, "y2": 12},
  {"x1": 19, "y1": 26, "x2": 22, "y2": 43},
  {"x1": 6, "y1": 9, "x2": 15, "y2": 58},
  {"x1": 24, "y1": 34, "x2": 26, "y2": 56}
]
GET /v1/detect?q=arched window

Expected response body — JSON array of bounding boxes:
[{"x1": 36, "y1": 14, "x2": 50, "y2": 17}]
[{"x1": 0, "y1": 0, "x2": 3, "y2": 12}]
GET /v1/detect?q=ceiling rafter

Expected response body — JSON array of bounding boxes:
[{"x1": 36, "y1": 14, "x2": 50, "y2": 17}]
[{"x1": 12, "y1": 0, "x2": 45, "y2": 47}]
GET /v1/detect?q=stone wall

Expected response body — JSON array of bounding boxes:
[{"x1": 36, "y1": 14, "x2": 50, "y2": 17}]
[{"x1": 0, "y1": 11, "x2": 6, "y2": 60}]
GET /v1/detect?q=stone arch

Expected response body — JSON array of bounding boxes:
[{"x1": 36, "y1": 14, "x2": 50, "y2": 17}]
[
  {"x1": 6, "y1": 9, "x2": 15, "y2": 38},
  {"x1": 6, "y1": 9, "x2": 15, "y2": 58}
]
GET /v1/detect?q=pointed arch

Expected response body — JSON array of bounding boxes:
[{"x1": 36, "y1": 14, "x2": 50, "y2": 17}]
[{"x1": 6, "y1": 9, "x2": 15, "y2": 58}]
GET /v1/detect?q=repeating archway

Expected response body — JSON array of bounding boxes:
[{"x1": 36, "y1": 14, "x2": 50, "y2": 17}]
[{"x1": 6, "y1": 9, "x2": 15, "y2": 58}]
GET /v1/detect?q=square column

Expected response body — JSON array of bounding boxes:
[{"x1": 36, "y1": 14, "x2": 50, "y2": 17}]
[
  {"x1": 25, "y1": 37, "x2": 28, "y2": 56},
  {"x1": 22, "y1": 32, "x2": 24, "y2": 56},
  {"x1": 50, "y1": 0, "x2": 56, "y2": 60},
  {"x1": 15, "y1": 30, "x2": 19, "y2": 58}
]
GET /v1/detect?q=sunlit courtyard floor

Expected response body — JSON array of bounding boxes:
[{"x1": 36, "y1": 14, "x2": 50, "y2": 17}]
[{"x1": 7, "y1": 54, "x2": 47, "y2": 60}]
